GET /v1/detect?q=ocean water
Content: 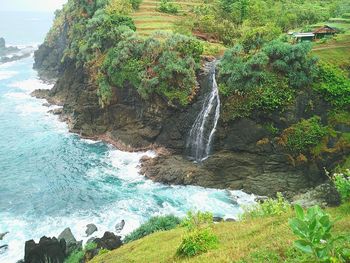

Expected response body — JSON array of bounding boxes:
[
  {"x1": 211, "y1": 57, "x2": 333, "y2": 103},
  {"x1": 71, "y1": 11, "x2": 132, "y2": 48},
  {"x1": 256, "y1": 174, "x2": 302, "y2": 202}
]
[{"x1": 0, "y1": 12, "x2": 255, "y2": 263}]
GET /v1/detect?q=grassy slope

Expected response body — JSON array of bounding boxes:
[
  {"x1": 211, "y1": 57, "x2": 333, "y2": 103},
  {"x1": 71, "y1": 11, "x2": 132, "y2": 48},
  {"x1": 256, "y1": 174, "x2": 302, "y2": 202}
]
[
  {"x1": 91, "y1": 203, "x2": 350, "y2": 263},
  {"x1": 311, "y1": 21, "x2": 350, "y2": 69},
  {"x1": 131, "y1": 0, "x2": 202, "y2": 36}
]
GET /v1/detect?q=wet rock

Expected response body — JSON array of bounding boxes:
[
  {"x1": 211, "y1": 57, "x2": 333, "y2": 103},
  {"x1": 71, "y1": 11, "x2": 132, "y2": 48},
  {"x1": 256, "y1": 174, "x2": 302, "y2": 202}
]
[
  {"x1": 254, "y1": 196, "x2": 269, "y2": 203},
  {"x1": 93, "y1": 232, "x2": 122, "y2": 250},
  {"x1": 85, "y1": 224, "x2": 98, "y2": 237},
  {"x1": 0, "y1": 244, "x2": 8, "y2": 254},
  {"x1": 48, "y1": 108, "x2": 63, "y2": 115},
  {"x1": 213, "y1": 217, "x2": 224, "y2": 222},
  {"x1": 225, "y1": 218, "x2": 236, "y2": 222},
  {"x1": 0, "y1": 231, "x2": 9, "y2": 240},
  {"x1": 58, "y1": 227, "x2": 82, "y2": 255},
  {"x1": 292, "y1": 182, "x2": 341, "y2": 208},
  {"x1": 24, "y1": 236, "x2": 66, "y2": 263},
  {"x1": 115, "y1": 220, "x2": 125, "y2": 232}
]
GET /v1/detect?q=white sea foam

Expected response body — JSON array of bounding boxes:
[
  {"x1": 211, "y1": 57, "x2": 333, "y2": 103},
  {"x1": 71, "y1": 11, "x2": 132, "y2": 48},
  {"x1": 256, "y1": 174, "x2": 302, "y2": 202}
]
[
  {"x1": 9, "y1": 78, "x2": 53, "y2": 93},
  {"x1": 0, "y1": 71, "x2": 17, "y2": 80}
]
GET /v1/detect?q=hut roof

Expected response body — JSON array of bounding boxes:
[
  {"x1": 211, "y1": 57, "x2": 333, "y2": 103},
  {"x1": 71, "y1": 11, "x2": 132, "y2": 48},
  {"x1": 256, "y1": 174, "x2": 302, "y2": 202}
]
[
  {"x1": 293, "y1": 32, "x2": 315, "y2": 38},
  {"x1": 313, "y1": 25, "x2": 337, "y2": 34}
]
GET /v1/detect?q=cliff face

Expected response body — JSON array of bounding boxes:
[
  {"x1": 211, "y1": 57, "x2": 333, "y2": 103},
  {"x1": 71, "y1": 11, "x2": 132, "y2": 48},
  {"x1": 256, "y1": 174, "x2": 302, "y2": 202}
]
[{"x1": 32, "y1": 10, "x2": 349, "y2": 197}]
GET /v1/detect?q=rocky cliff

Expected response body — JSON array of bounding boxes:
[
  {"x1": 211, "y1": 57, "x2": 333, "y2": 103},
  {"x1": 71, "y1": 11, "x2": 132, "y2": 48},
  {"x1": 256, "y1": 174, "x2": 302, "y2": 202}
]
[{"x1": 32, "y1": 48, "x2": 350, "y2": 197}]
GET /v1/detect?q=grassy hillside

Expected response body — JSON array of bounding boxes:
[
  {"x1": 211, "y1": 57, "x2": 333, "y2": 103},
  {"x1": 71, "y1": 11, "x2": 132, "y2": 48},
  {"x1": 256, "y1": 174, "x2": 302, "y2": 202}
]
[
  {"x1": 311, "y1": 20, "x2": 350, "y2": 69},
  {"x1": 91, "y1": 203, "x2": 350, "y2": 263},
  {"x1": 131, "y1": 0, "x2": 202, "y2": 36}
]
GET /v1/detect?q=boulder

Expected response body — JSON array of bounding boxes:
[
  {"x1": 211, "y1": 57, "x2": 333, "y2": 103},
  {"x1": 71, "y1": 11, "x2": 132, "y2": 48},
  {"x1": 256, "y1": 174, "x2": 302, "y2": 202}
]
[
  {"x1": 93, "y1": 232, "x2": 122, "y2": 250},
  {"x1": 0, "y1": 244, "x2": 8, "y2": 255},
  {"x1": 225, "y1": 218, "x2": 236, "y2": 222},
  {"x1": 115, "y1": 220, "x2": 125, "y2": 232},
  {"x1": 58, "y1": 228, "x2": 82, "y2": 255},
  {"x1": 213, "y1": 217, "x2": 224, "y2": 222},
  {"x1": 0, "y1": 231, "x2": 9, "y2": 240},
  {"x1": 85, "y1": 224, "x2": 98, "y2": 237},
  {"x1": 24, "y1": 236, "x2": 66, "y2": 263},
  {"x1": 292, "y1": 182, "x2": 341, "y2": 208}
]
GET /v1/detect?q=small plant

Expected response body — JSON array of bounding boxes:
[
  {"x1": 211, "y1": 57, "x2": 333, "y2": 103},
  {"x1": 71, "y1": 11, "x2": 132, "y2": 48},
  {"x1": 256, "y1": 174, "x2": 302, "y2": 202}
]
[
  {"x1": 241, "y1": 192, "x2": 291, "y2": 220},
  {"x1": 177, "y1": 211, "x2": 219, "y2": 257},
  {"x1": 289, "y1": 204, "x2": 350, "y2": 262},
  {"x1": 158, "y1": 0, "x2": 180, "y2": 14},
  {"x1": 124, "y1": 215, "x2": 181, "y2": 243},
  {"x1": 280, "y1": 116, "x2": 328, "y2": 155},
  {"x1": 331, "y1": 169, "x2": 350, "y2": 203},
  {"x1": 64, "y1": 242, "x2": 97, "y2": 263}
]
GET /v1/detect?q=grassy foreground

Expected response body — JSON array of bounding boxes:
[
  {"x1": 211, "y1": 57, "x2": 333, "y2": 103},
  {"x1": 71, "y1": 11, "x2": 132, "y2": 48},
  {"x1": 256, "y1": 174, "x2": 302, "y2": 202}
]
[{"x1": 91, "y1": 203, "x2": 350, "y2": 263}]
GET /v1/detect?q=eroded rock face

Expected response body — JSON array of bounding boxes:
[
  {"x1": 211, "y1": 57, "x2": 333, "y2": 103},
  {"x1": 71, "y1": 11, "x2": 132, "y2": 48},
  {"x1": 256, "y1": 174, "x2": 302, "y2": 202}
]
[
  {"x1": 32, "y1": 51, "x2": 349, "y2": 196},
  {"x1": 24, "y1": 237, "x2": 66, "y2": 263}
]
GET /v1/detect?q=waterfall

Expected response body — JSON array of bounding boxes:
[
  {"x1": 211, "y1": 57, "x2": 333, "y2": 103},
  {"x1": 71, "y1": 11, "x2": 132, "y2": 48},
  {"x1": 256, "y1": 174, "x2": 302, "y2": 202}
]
[{"x1": 187, "y1": 63, "x2": 221, "y2": 162}]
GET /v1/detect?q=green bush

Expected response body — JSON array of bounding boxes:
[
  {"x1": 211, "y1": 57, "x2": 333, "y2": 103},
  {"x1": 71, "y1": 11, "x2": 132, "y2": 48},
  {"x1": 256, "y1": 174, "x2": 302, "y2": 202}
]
[
  {"x1": 158, "y1": 0, "x2": 180, "y2": 14},
  {"x1": 64, "y1": 242, "x2": 97, "y2": 263},
  {"x1": 177, "y1": 211, "x2": 219, "y2": 257},
  {"x1": 289, "y1": 205, "x2": 350, "y2": 262},
  {"x1": 124, "y1": 215, "x2": 181, "y2": 243},
  {"x1": 177, "y1": 228, "x2": 219, "y2": 257},
  {"x1": 129, "y1": 0, "x2": 142, "y2": 10},
  {"x1": 281, "y1": 117, "x2": 328, "y2": 155},
  {"x1": 241, "y1": 192, "x2": 291, "y2": 220},
  {"x1": 313, "y1": 62, "x2": 350, "y2": 108},
  {"x1": 332, "y1": 169, "x2": 350, "y2": 203}
]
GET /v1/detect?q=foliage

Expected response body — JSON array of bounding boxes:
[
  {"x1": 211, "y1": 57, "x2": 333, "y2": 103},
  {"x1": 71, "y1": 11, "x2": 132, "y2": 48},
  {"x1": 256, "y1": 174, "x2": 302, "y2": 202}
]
[
  {"x1": 241, "y1": 192, "x2": 291, "y2": 220},
  {"x1": 64, "y1": 242, "x2": 97, "y2": 263},
  {"x1": 124, "y1": 215, "x2": 181, "y2": 243},
  {"x1": 177, "y1": 211, "x2": 219, "y2": 257},
  {"x1": 289, "y1": 204, "x2": 350, "y2": 262},
  {"x1": 158, "y1": 0, "x2": 180, "y2": 14},
  {"x1": 280, "y1": 117, "x2": 328, "y2": 155},
  {"x1": 331, "y1": 169, "x2": 350, "y2": 203},
  {"x1": 64, "y1": 250, "x2": 84, "y2": 263},
  {"x1": 177, "y1": 228, "x2": 219, "y2": 257},
  {"x1": 313, "y1": 62, "x2": 350, "y2": 108},
  {"x1": 100, "y1": 33, "x2": 203, "y2": 106}
]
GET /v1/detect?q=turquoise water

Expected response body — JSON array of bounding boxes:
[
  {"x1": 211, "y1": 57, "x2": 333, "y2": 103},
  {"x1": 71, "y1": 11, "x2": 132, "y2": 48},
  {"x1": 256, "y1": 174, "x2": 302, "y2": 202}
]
[{"x1": 0, "y1": 13, "x2": 255, "y2": 263}]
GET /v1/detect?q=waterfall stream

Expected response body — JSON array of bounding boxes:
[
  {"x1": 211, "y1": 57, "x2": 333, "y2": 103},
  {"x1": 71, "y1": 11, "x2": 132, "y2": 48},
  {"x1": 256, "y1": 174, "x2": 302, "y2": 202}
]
[{"x1": 187, "y1": 63, "x2": 221, "y2": 162}]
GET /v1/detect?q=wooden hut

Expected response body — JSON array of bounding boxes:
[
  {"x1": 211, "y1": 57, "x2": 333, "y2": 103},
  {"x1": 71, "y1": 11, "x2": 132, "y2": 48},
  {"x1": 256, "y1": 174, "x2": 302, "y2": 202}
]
[{"x1": 313, "y1": 25, "x2": 337, "y2": 39}]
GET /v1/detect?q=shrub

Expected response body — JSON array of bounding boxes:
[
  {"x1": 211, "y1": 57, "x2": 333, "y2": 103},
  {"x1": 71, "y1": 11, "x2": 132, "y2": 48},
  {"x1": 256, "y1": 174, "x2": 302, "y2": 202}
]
[
  {"x1": 331, "y1": 169, "x2": 350, "y2": 203},
  {"x1": 124, "y1": 215, "x2": 181, "y2": 243},
  {"x1": 129, "y1": 0, "x2": 142, "y2": 10},
  {"x1": 64, "y1": 242, "x2": 97, "y2": 263},
  {"x1": 289, "y1": 205, "x2": 350, "y2": 262},
  {"x1": 313, "y1": 62, "x2": 350, "y2": 108},
  {"x1": 177, "y1": 211, "x2": 219, "y2": 257},
  {"x1": 241, "y1": 192, "x2": 291, "y2": 220},
  {"x1": 158, "y1": 0, "x2": 180, "y2": 14},
  {"x1": 280, "y1": 117, "x2": 328, "y2": 155},
  {"x1": 177, "y1": 228, "x2": 218, "y2": 257}
]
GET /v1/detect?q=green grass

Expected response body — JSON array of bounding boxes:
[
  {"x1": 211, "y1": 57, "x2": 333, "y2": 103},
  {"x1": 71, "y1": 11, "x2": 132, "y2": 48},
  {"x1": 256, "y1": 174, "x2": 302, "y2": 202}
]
[{"x1": 91, "y1": 202, "x2": 350, "y2": 263}]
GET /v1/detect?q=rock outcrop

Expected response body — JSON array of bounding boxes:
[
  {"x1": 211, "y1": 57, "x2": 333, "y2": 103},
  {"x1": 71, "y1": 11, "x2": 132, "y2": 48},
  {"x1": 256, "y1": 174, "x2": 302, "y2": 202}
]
[
  {"x1": 24, "y1": 237, "x2": 66, "y2": 263},
  {"x1": 32, "y1": 35, "x2": 350, "y2": 197}
]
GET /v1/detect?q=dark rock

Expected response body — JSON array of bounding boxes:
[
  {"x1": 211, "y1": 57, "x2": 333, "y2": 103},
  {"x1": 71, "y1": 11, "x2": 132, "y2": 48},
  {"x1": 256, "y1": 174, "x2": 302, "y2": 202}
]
[
  {"x1": 0, "y1": 38, "x2": 5, "y2": 49},
  {"x1": 0, "y1": 244, "x2": 8, "y2": 254},
  {"x1": 24, "y1": 236, "x2": 66, "y2": 263},
  {"x1": 225, "y1": 218, "x2": 236, "y2": 222},
  {"x1": 115, "y1": 220, "x2": 125, "y2": 232},
  {"x1": 85, "y1": 224, "x2": 98, "y2": 237},
  {"x1": 292, "y1": 182, "x2": 341, "y2": 208},
  {"x1": 48, "y1": 108, "x2": 63, "y2": 115},
  {"x1": 0, "y1": 231, "x2": 9, "y2": 240},
  {"x1": 254, "y1": 196, "x2": 269, "y2": 203},
  {"x1": 58, "y1": 227, "x2": 81, "y2": 255},
  {"x1": 16, "y1": 260, "x2": 25, "y2": 263},
  {"x1": 93, "y1": 232, "x2": 122, "y2": 250},
  {"x1": 213, "y1": 217, "x2": 224, "y2": 222}
]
